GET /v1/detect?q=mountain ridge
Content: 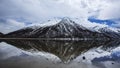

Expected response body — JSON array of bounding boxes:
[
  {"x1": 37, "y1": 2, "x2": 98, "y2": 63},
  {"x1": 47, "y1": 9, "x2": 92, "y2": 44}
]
[{"x1": 1, "y1": 17, "x2": 120, "y2": 40}]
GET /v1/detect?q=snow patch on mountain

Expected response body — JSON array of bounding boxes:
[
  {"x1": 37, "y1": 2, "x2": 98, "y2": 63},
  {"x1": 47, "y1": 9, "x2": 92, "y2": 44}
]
[
  {"x1": 27, "y1": 18, "x2": 61, "y2": 29},
  {"x1": 88, "y1": 26, "x2": 120, "y2": 33}
]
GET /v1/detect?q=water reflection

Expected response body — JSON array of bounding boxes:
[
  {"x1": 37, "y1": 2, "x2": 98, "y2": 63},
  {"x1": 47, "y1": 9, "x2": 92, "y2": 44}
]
[
  {"x1": 0, "y1": 39, "x2": 120, "y2": 68},
  {"x1": 0, "y1": 40, "x2": 118, "y2": 62}
]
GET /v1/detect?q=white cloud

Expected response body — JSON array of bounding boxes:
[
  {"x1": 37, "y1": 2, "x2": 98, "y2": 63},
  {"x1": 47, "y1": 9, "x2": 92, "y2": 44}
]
[
  {"x1": 111, "y1": 21, "x2": 120, "y2": 28},
  {"x1": 98, "y1": 0, "x2": 120, "y2": 20},
  {"x1": 0, "y1": 19, "x2": 26, "y2": 34},
  {"x1": 6, "y1": 19, "x2": 25, "y2": 27},
  {"x1": 0, "y1": 0, "x2": 113, "y2": 20},
  {"x1": 0, "y1": 0, "x2": 120, "y2": 33}
]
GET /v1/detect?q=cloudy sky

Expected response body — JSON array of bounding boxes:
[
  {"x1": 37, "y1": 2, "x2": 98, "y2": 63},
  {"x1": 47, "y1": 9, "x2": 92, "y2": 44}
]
[{"x1": 0, "y1": 0, "x2": 120, "y2": 33}]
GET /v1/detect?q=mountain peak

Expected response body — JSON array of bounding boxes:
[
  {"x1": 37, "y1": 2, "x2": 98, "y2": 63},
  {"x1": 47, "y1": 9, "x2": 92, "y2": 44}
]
[
  {"x1": 62, "y1": 17, "x2": 71, "y2": 21},
  {"x1": 58, "y1": 17, "x2": 76, "y2": 25}
]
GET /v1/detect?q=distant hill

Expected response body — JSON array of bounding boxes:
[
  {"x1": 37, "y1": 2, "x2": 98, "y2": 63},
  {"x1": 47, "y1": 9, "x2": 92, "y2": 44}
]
[{"x1": 0, "y1": 32, "x2": 4, "y2": 38}]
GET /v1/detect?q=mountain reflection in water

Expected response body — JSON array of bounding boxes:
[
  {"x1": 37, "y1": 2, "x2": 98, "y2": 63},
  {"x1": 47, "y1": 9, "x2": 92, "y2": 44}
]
[{"x1": 0, "y1": 39, "x2": 120, "y2": 68}]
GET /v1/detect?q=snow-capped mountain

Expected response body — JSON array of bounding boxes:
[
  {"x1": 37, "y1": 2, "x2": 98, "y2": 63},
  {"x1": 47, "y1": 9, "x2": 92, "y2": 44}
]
[
  {"x1": 98, "y1": 27, "x2": 120, "y2": 39},
  {"x1": 4, "y1": 18, "x2": 109, "y2": 40},
  {"x1": 72, "y1": 18, "x2": 120, "y2": 39},
  {"x1": 89, "y1": 26, "x2": 120, "y2": 39},
  {"x1": 4, "y1": 17, "x2": 120, "y2": 40}
]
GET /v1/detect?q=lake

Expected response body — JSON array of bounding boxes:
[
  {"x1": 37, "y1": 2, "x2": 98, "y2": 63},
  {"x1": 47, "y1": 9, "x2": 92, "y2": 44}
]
[{"x1": 0, "y1": 39, "x2": 120, "y2": 68}]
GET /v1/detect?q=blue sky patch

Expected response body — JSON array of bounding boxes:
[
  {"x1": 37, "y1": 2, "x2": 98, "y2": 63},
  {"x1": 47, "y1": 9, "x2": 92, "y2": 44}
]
[{"x1": 88, "y1": 17, "x2": 115, "y2": 26}]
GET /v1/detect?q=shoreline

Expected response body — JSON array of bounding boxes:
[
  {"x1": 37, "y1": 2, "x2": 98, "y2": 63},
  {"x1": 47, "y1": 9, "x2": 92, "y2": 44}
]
[{"x1": 0, "y1": 37, "x2": 108, "y2": 39}]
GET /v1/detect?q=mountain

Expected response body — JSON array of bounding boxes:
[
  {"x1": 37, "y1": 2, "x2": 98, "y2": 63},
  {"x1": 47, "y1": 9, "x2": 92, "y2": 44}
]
[
  {"x1": 4, "y1": 18, "x2": 110, "y2": 40},
  {"x1": 4, "y1": 17, "x2": 120, "y2": 40},
  {"x1": 89, "y1": 26, "x2": 120, "y2": 39}
]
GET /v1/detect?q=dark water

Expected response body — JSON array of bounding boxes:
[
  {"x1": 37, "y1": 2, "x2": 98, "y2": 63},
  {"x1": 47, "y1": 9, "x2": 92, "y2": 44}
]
[{"x1": 0, "y1": 39, "x2": 120, "y2": 68}]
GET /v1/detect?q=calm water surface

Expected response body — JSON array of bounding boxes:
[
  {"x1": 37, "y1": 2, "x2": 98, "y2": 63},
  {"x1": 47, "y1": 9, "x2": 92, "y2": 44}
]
[{"x1": 0, "y1": 39, "x2": 120, "y2": 68}]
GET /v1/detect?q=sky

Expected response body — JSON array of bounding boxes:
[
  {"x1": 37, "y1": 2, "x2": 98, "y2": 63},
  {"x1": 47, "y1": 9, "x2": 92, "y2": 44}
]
[{"x1": 0, "y1": 0, "x2": 120, "y2": 33}]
